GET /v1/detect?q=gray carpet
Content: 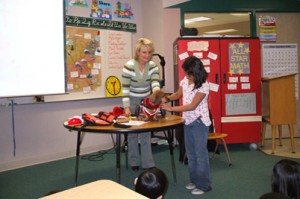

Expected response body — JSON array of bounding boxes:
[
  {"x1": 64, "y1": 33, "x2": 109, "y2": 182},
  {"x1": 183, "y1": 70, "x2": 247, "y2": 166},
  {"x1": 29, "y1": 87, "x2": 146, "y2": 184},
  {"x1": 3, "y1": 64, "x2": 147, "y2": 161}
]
[{"x1": 0, "y1": 143, "x2": 298, "y2": 199}]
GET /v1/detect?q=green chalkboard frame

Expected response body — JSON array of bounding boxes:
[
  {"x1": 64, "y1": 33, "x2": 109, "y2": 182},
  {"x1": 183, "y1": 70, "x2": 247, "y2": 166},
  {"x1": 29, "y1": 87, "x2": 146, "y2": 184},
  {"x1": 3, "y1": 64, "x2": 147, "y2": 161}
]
[{"x1": 66, "y1": 15, "x2": 137, "y2": 32}]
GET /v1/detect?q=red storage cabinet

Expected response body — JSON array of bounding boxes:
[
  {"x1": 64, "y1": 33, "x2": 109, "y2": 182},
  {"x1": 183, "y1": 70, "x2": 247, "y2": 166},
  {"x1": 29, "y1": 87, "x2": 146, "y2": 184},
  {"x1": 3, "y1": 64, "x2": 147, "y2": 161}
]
[{"x1": 173, "y1": 37, "x2": 262, "y2": 144}]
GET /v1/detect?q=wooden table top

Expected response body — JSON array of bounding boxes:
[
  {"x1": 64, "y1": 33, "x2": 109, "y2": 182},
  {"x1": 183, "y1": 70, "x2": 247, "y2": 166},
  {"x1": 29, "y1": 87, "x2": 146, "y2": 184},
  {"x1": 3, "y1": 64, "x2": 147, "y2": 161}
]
[
  {"x1": 40, "y1": 180, "x2": 148, "y2": 199},
  {"x1": 64, "y1": 114, "x2": 184, "y2": 133}
]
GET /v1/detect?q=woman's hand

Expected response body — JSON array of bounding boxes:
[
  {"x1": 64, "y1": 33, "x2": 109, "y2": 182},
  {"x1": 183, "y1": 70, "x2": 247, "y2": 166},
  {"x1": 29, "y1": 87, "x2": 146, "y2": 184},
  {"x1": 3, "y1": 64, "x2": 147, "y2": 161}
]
[{"x1": 124, "y1": 107, "x2": 131, "y2": 117}]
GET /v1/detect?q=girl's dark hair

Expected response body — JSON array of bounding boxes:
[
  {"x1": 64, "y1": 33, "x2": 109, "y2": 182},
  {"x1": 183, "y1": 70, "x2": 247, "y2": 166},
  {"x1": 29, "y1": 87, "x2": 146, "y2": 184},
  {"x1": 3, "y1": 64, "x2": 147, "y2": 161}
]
[
  {"x1": 135, "y1": 167, "x2": 168, "y2": 199},
  {"x1": 259, "y1": 192, "x2": 290, "y2": 199},
  {"x1": 182, "y1": 56, "x2": 207, "y2": 90},
  {"x1": 271, "y1": 159, "x2": 300, "y2": 199}
]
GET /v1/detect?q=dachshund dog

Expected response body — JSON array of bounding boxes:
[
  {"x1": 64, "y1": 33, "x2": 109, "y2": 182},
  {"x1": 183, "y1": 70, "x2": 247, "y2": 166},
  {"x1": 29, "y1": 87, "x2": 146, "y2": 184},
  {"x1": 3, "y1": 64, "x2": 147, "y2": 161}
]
[{"x1": 139, "y1": 90, "x2": 166, "y2": 121}]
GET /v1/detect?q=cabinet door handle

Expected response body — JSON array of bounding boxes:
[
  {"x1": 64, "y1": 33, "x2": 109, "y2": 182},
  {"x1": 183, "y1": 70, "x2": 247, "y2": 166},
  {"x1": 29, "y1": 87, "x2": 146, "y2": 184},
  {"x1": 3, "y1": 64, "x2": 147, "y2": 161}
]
[
  {"x1": 223, "y1": 73, "x2": 226, "y2": 84},
  {"x1": 215, "y1": 74, "x2": 218, "y2": 84}
]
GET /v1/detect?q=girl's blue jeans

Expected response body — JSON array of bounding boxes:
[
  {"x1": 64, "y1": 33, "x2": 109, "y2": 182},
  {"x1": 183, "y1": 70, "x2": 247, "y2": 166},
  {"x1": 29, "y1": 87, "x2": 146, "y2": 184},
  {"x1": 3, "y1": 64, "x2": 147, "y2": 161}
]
[{"x1": 184, "y1": 118, "x2": 212, "y2": 191}]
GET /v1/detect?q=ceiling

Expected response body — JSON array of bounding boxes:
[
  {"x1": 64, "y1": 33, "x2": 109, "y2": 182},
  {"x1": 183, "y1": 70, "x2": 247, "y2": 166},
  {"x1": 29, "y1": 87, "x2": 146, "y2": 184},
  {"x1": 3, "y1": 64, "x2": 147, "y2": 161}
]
[{"x1": 184, "y1": 12, "x2": 251, "y2": 35}]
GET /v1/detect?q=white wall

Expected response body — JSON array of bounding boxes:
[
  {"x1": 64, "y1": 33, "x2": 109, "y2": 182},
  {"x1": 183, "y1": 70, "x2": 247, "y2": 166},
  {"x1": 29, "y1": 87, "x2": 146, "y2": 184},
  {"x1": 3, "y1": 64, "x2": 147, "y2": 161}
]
[
  {"x1": 162, "y1": 8, "x2": 181, "y2": 93},
  {"x1": 0, "y1": 98, "x2": 122, "y2": 171},
  {"x1": 142, "y1": 1, "x2": 181, "y2": 93},
  {"x1": 0, "y1": 0, "x2": 181, "y2": 172},
  {"x1": 162, "y1": 0, "x2": 190, "y2": 8}
]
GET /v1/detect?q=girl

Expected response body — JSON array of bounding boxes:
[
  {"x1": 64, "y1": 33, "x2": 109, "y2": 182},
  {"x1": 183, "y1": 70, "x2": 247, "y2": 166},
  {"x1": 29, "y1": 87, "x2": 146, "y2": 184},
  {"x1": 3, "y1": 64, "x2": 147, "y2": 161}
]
[
  {"x1": 271, "y1": 159, "x2": 300, "y2": 199},
  {"x1": 135, "y1": 167, "x2": 168, "y2": 199},
  {"x1": 161, "y1": 56, "x2": 212, "y2": 195}
]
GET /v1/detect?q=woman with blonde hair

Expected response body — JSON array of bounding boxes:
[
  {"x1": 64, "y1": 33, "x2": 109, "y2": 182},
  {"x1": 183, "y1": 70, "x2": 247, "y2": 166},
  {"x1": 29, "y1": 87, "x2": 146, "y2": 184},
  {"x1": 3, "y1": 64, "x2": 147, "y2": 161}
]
[{"x1": 121, "y1": 38, "x2": 161, "y2": 171}]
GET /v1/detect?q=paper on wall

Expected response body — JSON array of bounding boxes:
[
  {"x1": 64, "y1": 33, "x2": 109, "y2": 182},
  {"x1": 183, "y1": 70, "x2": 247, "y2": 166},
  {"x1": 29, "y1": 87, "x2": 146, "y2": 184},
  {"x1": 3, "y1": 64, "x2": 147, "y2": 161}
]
[{"x1": 209, "y1": 82, "x2": 219, "y2": 92}]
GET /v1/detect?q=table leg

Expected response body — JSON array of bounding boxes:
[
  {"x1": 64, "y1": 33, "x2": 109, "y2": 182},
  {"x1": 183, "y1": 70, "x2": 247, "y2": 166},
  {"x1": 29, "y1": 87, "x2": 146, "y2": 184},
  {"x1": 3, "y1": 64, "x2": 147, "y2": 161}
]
[
  {"x1": 288, "y1": 124, "x2": 296, "y2": 153},
  {"x1": 167, "y1": 129, "x2": 176, "y2": 184},
  {"x1": 115, "y1": 133, "x2": 121, "y2": 183},
  {"x1": 123, "y1": 134, "x2": 128, "y2": 170},
  {"x1": 271, "y1": 125, "x2": 276, "y2": 154},
  {"x1": 75, "y1": 131, "x2": 81, "y2": 186},
  {"x1": 278, "y1": 125, "x2": 283, "y2": 146}
]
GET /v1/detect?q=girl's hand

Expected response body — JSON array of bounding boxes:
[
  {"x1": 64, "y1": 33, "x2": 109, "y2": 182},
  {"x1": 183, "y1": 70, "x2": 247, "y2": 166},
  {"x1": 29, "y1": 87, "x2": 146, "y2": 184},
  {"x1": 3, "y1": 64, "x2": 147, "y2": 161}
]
[{"x1": 161, "y1": 103, "x2": 172, "y2": 111}]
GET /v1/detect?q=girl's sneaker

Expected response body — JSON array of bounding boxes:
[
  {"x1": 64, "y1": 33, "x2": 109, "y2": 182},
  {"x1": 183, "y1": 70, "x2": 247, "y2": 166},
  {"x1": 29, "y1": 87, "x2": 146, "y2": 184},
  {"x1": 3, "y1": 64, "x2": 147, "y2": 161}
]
[
  {"x1": 185, "y1": 183, "x2": 196, "y2": 190},
  {"x1": 191, "y1": 188, "x2": 205, "y2": 195}
]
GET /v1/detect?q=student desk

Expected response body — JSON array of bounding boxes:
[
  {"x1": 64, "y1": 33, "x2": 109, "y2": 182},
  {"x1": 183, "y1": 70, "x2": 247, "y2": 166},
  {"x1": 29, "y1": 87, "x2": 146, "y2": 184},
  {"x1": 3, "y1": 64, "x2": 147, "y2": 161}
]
[
  {"x1": 63, "y1": 114, "x2": 184, "y2": 185},
  {"x1": 40, "y1": 179, "x2": 148, "y2": 199}
]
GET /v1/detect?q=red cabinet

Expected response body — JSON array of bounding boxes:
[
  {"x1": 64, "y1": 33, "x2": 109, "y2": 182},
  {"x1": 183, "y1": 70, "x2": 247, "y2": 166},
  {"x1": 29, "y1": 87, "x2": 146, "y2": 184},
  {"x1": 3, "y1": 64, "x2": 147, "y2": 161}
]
[{"x1": 173, "y1": 37, "x2": 262, "y2": 144}]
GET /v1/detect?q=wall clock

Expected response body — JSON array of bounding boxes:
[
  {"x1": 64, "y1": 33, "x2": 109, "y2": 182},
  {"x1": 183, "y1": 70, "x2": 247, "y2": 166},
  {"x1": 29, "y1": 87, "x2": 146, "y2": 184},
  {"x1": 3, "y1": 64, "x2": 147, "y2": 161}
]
[{"x1": 105, "y1": 76, "x2": 121, "y2": 96}]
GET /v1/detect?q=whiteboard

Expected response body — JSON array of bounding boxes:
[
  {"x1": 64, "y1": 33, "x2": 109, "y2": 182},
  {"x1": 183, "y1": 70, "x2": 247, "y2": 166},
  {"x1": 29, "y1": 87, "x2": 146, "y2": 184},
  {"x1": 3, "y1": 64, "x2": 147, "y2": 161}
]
[{"x1": 0, "y1": 1, "x2": 66, "y2": 99}]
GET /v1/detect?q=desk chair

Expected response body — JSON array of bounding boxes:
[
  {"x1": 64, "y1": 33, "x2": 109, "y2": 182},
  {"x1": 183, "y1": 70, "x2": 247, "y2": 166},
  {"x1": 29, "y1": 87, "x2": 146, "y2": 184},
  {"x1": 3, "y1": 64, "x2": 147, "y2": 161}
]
[
  {"x1": 208, "y1": 133, "x2": 232, "y2": 167},
  {"x1": 261, "y1": 116, "x2": 295, "y2": 154}
]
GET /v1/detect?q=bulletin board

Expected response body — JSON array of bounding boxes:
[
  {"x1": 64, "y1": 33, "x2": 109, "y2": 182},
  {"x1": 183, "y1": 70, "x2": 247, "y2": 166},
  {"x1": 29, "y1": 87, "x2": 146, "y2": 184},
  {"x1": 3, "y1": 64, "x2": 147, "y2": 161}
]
[
  {"x1": 261, "y1": 43, "x2": 298, "y2": 99},
  {"x1": 45, "y1": 27, "x2": 132, "y2": 102}
]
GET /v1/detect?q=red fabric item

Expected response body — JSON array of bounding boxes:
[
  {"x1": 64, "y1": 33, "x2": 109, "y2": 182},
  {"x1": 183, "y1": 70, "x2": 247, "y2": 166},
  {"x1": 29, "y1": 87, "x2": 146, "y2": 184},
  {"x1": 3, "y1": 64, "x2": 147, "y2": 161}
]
[
  {"x1": 98, "y1": 112, "x2": 116, "y2": 123},
  {"x1": 82, "y1": 113, "x2": 113, "y2": 126},
  {"x1": 110, "y1": 106, "x2": 125, "y2": 116},
  {"x1": 67, "y1": 118, "x2": 82, "y2": 125}
]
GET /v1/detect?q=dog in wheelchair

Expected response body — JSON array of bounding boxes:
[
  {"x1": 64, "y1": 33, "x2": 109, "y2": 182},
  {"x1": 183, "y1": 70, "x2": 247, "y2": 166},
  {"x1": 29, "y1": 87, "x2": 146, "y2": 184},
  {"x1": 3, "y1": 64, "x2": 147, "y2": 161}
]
[{"x1": 137, "y1": 90, "x2": 167, "y2": 121}]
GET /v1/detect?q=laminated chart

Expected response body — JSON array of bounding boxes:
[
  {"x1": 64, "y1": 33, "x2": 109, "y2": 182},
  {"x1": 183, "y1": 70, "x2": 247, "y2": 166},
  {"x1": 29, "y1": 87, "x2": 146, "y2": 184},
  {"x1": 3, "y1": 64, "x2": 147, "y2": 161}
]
[{"x1": 262, "y1": 44, "x2": 298, "y2": 99}]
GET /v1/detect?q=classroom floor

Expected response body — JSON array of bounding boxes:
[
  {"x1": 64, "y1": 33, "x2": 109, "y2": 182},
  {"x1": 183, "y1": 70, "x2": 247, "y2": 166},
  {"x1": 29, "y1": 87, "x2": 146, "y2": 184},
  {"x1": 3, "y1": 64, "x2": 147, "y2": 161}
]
[{"x1": 0, "y1": 143, "x2": 299, "y2": 199}]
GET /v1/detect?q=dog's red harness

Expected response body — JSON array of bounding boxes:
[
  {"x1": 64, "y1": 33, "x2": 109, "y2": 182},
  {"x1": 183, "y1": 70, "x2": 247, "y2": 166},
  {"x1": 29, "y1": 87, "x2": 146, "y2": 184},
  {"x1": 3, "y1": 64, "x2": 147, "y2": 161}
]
[
  {"x1": 143, "y1": 98, "x2": 160, "y2": 109},
  {"x1": 141, "y1": 98, "x2": 160, "y2": 117}
]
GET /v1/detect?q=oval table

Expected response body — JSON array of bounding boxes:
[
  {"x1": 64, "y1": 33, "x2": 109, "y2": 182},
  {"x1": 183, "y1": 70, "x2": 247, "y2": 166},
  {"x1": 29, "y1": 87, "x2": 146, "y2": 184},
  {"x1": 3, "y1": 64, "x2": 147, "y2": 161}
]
[{"x1": 63, "y1": 114, "x2": 184, "y2": 185}]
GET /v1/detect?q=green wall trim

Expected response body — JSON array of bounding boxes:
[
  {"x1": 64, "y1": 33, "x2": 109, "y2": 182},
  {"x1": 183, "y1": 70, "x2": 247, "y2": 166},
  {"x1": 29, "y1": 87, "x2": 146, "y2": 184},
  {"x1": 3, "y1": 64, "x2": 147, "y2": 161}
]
[
  {"x1": 172, "y1": 0, "x2": 300, "y2": 37},
  {"x1": 169, "y1": 0, "x2": 300, "y2": 12}
]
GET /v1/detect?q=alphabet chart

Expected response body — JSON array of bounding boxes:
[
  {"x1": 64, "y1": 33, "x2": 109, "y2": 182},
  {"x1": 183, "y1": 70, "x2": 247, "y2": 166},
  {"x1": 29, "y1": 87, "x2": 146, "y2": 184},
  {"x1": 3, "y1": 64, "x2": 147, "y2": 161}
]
[{"x1": 262, "y1": 43, "x2": 298, "y2": 99}]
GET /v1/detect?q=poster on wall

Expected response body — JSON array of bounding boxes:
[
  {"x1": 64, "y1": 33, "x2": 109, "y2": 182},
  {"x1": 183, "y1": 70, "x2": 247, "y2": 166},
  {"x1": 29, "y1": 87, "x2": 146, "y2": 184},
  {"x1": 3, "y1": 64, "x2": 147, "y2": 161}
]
[
  {"x1": 262, "y1": 43, "x2": 298, "y2": 99},
  {"x1": 90, "y1": 0, "x2": 112, "y2": 20},
  {"x1": 225, "y1": 93, "x2": 256, "y2": 115},
  {"x1": 69, "y1": 0, "x2": 88, "y2": 7},
  {"x1": 228, "y1": 42, "x2": 250, "y2": 75},
  {"x1": 259, "y1": 16, "x2": 277, "y2": 42},
  {"x1": 114, "y1": 1, "x2": 134, "y2": 19}
]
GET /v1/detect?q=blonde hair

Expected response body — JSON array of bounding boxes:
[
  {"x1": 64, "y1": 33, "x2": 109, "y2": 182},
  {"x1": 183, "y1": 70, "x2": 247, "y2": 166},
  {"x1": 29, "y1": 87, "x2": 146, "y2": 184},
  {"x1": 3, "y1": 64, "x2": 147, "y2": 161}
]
[{"x1": 134, "y1": 38, "x2": 155, "y2": 60}]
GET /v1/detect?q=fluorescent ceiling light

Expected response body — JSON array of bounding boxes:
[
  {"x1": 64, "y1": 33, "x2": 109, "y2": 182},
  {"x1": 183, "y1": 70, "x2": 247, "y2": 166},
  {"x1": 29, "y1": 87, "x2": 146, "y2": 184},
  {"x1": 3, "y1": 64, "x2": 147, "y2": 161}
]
[
  {"x1": 230, "y1": 13, "x2": 250, "y2": 17},
  {"x1": 185, "y1": 17, "x2": 211, "y2": 24},
  {"x1": 205, "y1": 29, "x2": 237, "y2": 34}
]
